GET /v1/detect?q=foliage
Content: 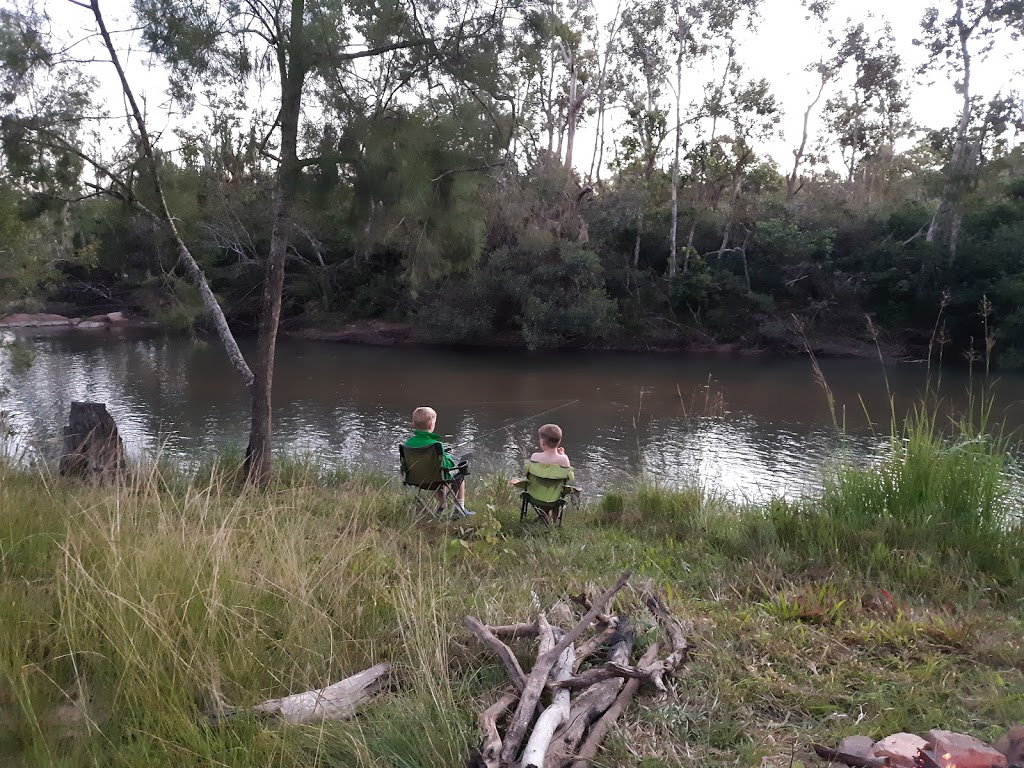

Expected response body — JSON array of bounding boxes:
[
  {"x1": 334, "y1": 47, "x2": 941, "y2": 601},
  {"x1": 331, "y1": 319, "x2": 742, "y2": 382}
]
[{"x1": 417, "y1": 242, "x2": 617, "y2": 348}]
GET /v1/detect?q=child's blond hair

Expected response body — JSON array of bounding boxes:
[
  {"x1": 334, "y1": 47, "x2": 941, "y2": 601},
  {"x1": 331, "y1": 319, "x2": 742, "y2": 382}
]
[
  {"x1": 412, "y1": 406, "x2": 437, "y2": 430},
  {"x1": 538, "y1": 423, "x2": 563, "y2": 449}
]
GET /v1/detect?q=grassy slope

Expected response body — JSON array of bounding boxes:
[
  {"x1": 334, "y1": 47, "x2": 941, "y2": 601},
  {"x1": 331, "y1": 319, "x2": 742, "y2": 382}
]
[{"x1": 1, "y1": 430, "x2": 1023, "y2": 768}]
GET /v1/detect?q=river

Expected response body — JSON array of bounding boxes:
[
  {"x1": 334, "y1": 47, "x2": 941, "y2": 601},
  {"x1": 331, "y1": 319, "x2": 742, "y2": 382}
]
[{"x1": 2, "y1": 328, "x2": 1022, "y2": 501}]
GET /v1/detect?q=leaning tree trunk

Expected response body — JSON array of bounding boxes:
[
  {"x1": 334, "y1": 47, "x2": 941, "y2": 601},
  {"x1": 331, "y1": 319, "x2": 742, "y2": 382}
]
[{"x1": 244, "y1": 0, "x2": 307, "y2": 486}]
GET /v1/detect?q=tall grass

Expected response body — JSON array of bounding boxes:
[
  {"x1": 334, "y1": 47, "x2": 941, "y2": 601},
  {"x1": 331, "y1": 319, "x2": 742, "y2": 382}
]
[{"x1": 2, "y1": 399, "x2": 1024, "y2": 767}]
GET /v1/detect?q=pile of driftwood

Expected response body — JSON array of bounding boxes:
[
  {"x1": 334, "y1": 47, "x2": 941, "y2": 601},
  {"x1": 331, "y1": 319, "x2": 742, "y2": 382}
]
[{"x1": 464, "y1": 570, "x2": 691, "y2": 768}]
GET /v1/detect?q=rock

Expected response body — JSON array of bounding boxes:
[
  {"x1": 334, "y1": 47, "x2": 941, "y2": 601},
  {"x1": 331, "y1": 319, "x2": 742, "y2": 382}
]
[
  {"x1": 839, "y1": 736, "x2": 876, "y2": 759},
  {"x1": 928, "y1": 730, "x2": 1008, "y2": 768},
  {"x1": 872, "y1": 733, "x2": 929, "y2": 768},
  {"x1": 994, "y1": 725, "x2": 1024, "y2": 767},
  {"x1": 75, "y1": 321, "x2": 107, "y2": 329},
  {"x1": 0, "y1": 312, "x2": 74, "y2": 327},
  {"x1": 106, "y1": 311, "x2": 126, "y2": 323}
]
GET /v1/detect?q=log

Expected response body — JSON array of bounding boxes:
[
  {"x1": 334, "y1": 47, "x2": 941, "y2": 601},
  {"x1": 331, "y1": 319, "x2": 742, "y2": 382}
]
[
  {"x1": 521, "y1": 643, "x2": 576, "y2": 768},
  {"x1": 59, "y1": 402, "x2": 126, "y2": 483},
  {"x1": 489, "y1": 622, "x2": 540, "y2": 639},
  {"x1": 570, "y1": 643, "x2": 660, "y2": 768},
  {"x1": 478, "y1": 691, "x2": 519, "y2": 768},
  {"x1": 465, "y1": 616, "x2": 528, "y2": 692},
  {"x1": 545, "y1": 622, "x2": 634, "y2": 768},
  {"x1": 251, "y1": 662, "x2": 391, "y2": 724},
  {"x1": 573, "y1": 623, "x2": 619, "y2": 669},
  {"x1": 499, "y1": 571, "x2": 632, "y2": 765}
]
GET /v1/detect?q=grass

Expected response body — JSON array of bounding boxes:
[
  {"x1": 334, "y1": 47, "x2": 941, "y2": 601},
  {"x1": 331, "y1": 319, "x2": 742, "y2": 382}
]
[{"x1": 1, "y1": 410, "x2": 1024, "y2": 767}]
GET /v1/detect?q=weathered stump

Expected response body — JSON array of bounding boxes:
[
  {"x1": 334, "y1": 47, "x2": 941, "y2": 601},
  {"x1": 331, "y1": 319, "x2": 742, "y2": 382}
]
[{"x1": 59, "y1": 402, "x2": 125, "y2": 483}]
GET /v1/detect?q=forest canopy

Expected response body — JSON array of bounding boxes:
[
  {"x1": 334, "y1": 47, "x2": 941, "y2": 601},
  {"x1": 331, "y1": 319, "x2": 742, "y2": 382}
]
[{"x1": 1, "y1": 0, "x2": 1023, "y2": 364}]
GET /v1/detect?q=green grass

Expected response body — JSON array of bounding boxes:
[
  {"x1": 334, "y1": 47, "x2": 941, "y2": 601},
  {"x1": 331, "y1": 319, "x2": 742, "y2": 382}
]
[{"x1": 1, "y1": 412, "x2": 1024, "y2": 767}]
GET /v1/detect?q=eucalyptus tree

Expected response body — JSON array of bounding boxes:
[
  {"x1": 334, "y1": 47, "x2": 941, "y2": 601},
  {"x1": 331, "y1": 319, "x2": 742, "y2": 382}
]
[
  {"x1": 108, "y1": 0, "x2": 518, "y2": 484},
  {"x1": 617, "y1": 0, "x2": 670, "y2": 267},
  {"x1": 916, "y1": 0, "x2": 1024, "y2": 262},
  {"x1": 519, "y1": 0, "x2": 596, "y2": 168},
  {"x1": 824, "y1": 21, "x2": 909, "y2": 187}
]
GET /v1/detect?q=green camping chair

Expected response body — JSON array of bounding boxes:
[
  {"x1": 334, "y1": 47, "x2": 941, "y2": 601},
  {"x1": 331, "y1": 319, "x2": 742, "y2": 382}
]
[
  {"x1": 515, "y1": 461, "x2": 580, "y2": 527},
  {"x1": 399, "y1": 442, "x2": 462, "y2": 518}
]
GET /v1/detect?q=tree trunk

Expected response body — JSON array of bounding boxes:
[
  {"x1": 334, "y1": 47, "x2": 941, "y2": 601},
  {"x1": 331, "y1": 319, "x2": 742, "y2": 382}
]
[
  {"x1": 633, "y1": 214, "x2": 642, "y2": 269},
  {"x1": 927, "y1": 14, "x2": 974, "y2": 263},
  {"x1": 88, "y1": 0, "x2": 253, "y2": 391},
  {"x1": 787, "y1": 73, "x2": 828, "y2": 202},
  {"x1": 244, "y1": 0, "x2": 306, "y2": 486},
  {"x1": 669, "y1": 18, "x2": 684, "y2": 279},
  {"x1": 683, "y1": 220, "x2": 695, "y2": 274},
  {"x1": 587, "y1": 1, "x2": 621, "y2": 184},
  {"x1": 564, "y1": 56, "x2": 577, "y2": 169},
  {"x1": 60, "y1": 401, "x2": 125, "y2": 483}
]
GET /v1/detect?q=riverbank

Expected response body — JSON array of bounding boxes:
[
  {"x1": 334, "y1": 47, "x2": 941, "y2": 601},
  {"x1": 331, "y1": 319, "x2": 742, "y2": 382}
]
[
  {"x1": 288, "y1": 317, "x2": 913, "y2": 360},
  {"x1": 0, "y1": 309, "x2": 914, "y2": 360},
  {"x1": 2, "y1": 417, "x2": 1023, "y2": 767}
]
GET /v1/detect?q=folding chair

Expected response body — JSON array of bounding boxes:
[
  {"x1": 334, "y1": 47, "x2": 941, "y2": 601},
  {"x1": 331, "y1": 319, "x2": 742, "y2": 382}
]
[
  {"x1": 514, "y1": 461, "x2": 580, "y2": 527},
  {"x1": 399, "y1": 442, "x2": 462, "y2": 519}
]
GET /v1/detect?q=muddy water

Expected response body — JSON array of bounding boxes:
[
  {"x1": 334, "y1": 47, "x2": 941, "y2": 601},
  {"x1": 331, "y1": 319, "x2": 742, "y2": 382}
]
[{"x1": 2, "y1": 329, "x2": 1022, "y2": 500}]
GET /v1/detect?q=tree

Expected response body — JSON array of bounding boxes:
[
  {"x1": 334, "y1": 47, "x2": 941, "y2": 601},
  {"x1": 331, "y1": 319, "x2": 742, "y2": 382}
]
[
  {"x1": 617, "y1": 0, "x2": 670, "y2": 268},
  {"x1": 119, "y1": 0, "x2": 515, "y2": 484},
  {"x1": 916, "y1": 0, "x2": 1024, "y2": 261}
]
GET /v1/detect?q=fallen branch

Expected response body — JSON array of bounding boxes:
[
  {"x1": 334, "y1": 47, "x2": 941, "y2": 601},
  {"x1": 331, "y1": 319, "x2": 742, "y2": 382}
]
[
  {"x1": 477, "y1": 691, "x2": 519, "y2": 768},
  {"x1": 499, "y1": 571, "x2": 632, "y2": 764},
  {"x1": 521, "y1": 643, "x2": 576, "y2": 768},
  {"x1": 249, "y1": 662, "x2": 391, "y2": 725},
  {"x1": 570, "y1": 643, "x2": 660, "y2": 768},
  {"x1": 465, "y1": 616, "x2": 528, "y2": 692}
]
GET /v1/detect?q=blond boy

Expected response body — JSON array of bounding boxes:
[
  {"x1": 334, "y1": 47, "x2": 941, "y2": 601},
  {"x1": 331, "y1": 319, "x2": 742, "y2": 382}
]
[
  {"x1": 405, "y1": 406, "x2": 474, "y2": 516},
  {"x1": 530, "y1": 423, "x2": 572, "y2": 468}
]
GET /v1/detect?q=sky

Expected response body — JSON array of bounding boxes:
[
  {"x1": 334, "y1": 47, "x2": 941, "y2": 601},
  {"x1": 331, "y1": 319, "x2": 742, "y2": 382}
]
[{"x1": 47, "y1": 0, "x2": 1024, "y2": 174}]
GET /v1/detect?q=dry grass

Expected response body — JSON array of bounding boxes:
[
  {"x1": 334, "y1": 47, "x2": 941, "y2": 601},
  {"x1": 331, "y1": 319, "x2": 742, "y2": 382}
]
[{"x1": 1, "y1": 444, "x2": 1023, "y2": 767}]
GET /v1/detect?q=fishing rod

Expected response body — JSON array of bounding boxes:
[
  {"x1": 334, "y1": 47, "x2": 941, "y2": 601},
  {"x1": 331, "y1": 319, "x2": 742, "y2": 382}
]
[{"x1": 447, "y1": 398, "x2": 581, "y2": 450}]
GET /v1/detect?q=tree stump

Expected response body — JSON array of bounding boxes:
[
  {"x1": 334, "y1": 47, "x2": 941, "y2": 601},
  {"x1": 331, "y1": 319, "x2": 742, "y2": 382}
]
[{"x1": 59, "y1": 402, "x2": 126, "y2": 483}]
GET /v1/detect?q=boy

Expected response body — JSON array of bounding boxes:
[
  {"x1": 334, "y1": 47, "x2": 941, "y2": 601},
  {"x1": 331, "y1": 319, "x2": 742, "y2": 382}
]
[
  {"x1": 405, "y1": 406, "x2": 475, "y2": 517},
  {"x1": 531, "y1": 423, "x2": 572, "y2": 469}
]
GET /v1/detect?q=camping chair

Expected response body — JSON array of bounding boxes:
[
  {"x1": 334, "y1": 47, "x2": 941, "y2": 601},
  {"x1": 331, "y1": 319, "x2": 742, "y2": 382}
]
[
  {"x1": 399, "y1": 442, "x2": 461, "y2": 519},
  {"x1": 514, "y1": 461, "x2": 580, "y2": 527}
]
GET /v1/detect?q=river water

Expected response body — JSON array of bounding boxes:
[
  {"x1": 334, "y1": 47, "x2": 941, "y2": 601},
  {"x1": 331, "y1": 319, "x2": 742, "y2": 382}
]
[{"x1": 2, "y1": 329, "x2": 1022, "y2": 501}]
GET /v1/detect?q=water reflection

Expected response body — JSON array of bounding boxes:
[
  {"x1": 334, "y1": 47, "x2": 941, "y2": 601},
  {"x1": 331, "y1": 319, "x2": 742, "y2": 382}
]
[{"x1": 1, "y1": 329, "x2": 1021, "y2": 501}]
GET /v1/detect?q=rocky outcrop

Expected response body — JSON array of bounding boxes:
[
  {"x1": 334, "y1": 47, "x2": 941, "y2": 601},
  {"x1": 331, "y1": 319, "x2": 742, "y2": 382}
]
[{"x1": 0, "y1": 311, "x2": 137, "y2": 329}]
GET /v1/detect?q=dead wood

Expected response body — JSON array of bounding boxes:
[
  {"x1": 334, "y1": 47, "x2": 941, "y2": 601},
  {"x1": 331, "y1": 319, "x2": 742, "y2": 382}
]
[
  {"x1": 249, "y1": 662, "x2": 391, "y2": 725},
  {"x1": 489, "y1": 622, "x2": 540, "y2": 639},
  {"x1": 478, "y1": 691, "x2": 519, "y2": 768},
  {"x1": 499, "y1": 571, "x2": 632, "y2": 765},
  {"x1": 545, "y1": 622, "x2": 634, "y2": 768},
  {"x1": 521, "y1": 643, "x2": 576, "y2": 768},
  {"x1": 811, "y1": 743, "x2": 888, "y2": 768},
  {"x1": 570, "y1": 643, "x2": 660, "y2": 768},
  {"x1": 573, "y1": 623, "x2": 619, "y2": 669},
  {"x1": 465, "y1": 616, "x2": 528, "y2": 692},
  {"x1": 639, "y1": 588, "x2": 691, "y2": 671},
  {"x1": 59, "y1": 402, "x2": 125, "y2": 483}
]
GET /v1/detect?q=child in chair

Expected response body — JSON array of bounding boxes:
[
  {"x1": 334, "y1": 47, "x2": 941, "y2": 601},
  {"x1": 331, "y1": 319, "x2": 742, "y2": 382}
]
[
  {"x1": 531, "y1": 423, "x2": 572, "y2": 469},
  {"x1": 405, "y1": 406, "x2": 474, "y2": 517}
]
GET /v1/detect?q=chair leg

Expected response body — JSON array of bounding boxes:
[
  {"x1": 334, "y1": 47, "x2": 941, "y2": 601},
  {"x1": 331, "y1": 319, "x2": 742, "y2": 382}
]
[{"x1": 520, "y1": 494, "x2": 528, "y2": 522}]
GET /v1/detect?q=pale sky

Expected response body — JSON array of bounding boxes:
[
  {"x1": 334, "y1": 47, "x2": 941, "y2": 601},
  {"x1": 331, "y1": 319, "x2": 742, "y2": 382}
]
[{"x1": 45, "y1": 0, "x2": 1024, "y2": 174}]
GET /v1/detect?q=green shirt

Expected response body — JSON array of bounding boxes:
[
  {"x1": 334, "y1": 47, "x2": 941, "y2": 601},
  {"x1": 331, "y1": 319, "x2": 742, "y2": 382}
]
[{"x1": 404, "y1": 429, "x2": 456, "y2": 471}]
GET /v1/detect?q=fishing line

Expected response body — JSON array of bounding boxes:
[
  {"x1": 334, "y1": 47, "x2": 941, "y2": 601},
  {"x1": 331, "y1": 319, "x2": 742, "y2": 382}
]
[{"x1": 450, "y1": 398, "x2": 581, "y2": 450}]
